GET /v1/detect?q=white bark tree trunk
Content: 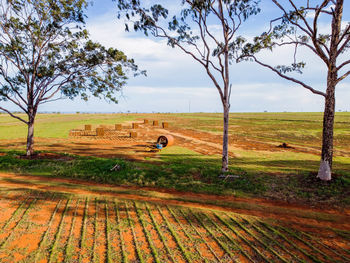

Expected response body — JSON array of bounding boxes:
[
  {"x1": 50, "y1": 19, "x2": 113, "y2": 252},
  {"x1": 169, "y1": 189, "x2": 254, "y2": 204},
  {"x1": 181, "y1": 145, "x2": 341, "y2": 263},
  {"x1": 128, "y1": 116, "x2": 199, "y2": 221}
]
[
  {"x1": 222, "y1": 103, "x2": 230, "y2": 172},
  {"x1": 317, "y1": 74, "x2": 336, "y2": 181},
  {"x1": 26, "y1": 118, "x2": 35, "y2": 156}
]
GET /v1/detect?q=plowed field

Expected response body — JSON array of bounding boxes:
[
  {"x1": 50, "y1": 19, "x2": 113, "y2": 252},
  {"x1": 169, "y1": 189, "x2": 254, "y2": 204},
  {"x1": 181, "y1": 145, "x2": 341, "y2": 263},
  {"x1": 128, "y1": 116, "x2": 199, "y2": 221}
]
[{"x1": 0, "y1": 173, "x2": 349, "y2": 263}]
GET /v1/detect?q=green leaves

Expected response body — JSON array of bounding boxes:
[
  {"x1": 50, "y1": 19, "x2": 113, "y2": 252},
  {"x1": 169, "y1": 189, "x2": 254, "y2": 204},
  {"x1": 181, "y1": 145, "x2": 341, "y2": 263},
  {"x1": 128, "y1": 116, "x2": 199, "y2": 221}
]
[{"x1": 275, "y1": 62, "x2": 306, "y2": 75}]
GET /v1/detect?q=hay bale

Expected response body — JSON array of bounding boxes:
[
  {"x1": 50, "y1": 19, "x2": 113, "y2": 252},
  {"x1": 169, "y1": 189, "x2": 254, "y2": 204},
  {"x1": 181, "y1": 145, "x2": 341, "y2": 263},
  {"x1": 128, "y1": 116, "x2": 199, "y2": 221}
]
[
  {"x1": 69, "y1": 130, "x2": 83, "y2": 137},
  {"x1": 130, "y1": 131, "x2": 138, "y2": 138},
  {"x1": 132, "y1": 123, "x2": 139, "y2": 129},
  {"x1": 115, "y1": 124, "x2": 122, "y2": 131},
  {"x1": 144, "y1": 119, "x2": 149, "y2": 124},
  {"x1": 96, "y1": 128, "x2": 105, "y2": 137},
  {"x1": 85, "y1": 124, "x2": 92, "y2": 131},
  {"x1": 153, "y1": 120, "x2": 159, "y2": 126},
  {"x1": 162, "y1": 122, "x2": 169, "y2": 128}
]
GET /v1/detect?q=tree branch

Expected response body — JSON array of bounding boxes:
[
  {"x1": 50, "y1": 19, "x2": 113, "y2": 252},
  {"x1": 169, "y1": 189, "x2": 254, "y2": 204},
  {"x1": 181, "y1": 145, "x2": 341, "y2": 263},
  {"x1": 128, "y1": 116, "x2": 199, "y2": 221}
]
[
  {"x1": 272, "y1": 0, "x2": 313, "y2": 38},
  {"x1": 311, "y1": 0, "x2": 331, "y2": 64},
  {"x1": 0, "y1": 92, "x2": 28, "y2": 113},
  {"x1": 0, "y1": 106, "x2": 28, "y2": 124},
  {"x1": 337, "y1": 60, "x2": 350, "y2": 71},
  {"x1": 337, "y1": 70, "x2": 350, "y2": 84},
  {"x1": 275, "y1": 41, "x2": 318, "y2": 55},
  {"x1": 337, "y1": 25, "x2": 350, "y2": 56},
  {"x1": 0, "y1": 67, "x2": 28, "y2": 105},
  {"x1": 248, "y1": 55, "x2": 326, "y2": 97}
]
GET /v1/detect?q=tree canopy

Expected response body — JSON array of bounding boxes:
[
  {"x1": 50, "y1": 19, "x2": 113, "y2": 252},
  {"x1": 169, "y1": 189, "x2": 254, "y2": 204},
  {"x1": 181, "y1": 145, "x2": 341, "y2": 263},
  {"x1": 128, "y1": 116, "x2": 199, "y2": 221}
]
[
  {"x1": 0, "y1": 0, "x2": 142, "y2": 123},
  {"x1": 242, "y1": 0, "x2": 350, "y2": 96},
  {"x1": 0, "y1": 0, "x2": 143, "y2": 155}
]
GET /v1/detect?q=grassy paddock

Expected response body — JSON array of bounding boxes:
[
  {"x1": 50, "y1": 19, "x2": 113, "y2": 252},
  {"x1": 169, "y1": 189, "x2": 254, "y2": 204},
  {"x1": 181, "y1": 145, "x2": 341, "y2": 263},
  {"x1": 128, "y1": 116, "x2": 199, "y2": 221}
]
[
  {"x1": 1, "y1": 111, "x2": 349, "y2": 151},
  {"x1": 0, "y1": 148, "x2": 349, "y2": 207},
  {"x1": 0, "y1": 113, "x2": 139, "y2": 139}
]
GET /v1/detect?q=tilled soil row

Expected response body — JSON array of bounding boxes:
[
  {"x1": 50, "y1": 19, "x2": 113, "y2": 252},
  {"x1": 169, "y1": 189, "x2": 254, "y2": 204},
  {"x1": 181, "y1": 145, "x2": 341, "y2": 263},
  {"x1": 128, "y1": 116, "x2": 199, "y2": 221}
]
[{"x1": 0, "y1": 190, "x2": 349, "y2": 263}]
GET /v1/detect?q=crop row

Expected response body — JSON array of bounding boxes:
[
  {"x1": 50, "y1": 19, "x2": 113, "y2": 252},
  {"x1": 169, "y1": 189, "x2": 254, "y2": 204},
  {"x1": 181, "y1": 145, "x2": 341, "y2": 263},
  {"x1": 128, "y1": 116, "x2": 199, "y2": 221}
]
[{"x1": 0, "y1": 194, "x2": 348, "y2": 262}]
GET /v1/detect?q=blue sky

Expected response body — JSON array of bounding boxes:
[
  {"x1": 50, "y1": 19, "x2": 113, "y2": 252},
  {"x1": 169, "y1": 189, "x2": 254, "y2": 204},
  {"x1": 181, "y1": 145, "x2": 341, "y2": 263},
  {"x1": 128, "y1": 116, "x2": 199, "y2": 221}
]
[{"x1": 7, "y1": 0, "x2": 350, "y2": 113}]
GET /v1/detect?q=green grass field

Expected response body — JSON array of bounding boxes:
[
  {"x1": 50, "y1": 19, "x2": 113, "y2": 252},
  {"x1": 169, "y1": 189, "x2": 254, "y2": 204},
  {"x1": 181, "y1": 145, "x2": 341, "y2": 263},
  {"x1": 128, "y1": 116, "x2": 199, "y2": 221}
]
[
  {"x1": 0, "y1": 113, "x2": 138, "y2": 139},
  {"x1": 1, "y1": 112, "x2": 350, "y2": 152},
  {"x1": 1, "y1": 112, "x2": 350, "y2": 140}
]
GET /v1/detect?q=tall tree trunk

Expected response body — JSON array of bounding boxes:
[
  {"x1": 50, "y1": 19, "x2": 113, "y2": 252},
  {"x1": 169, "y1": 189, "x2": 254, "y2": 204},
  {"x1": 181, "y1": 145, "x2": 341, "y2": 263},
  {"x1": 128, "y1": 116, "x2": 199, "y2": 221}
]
[
  {"x1": 317, "y1": 1, "x2": 342, "y2": 181},
  {"x1": 26, "y1": 116, "x2": 35, "y2": 156},
  {"x1": 317, "y1": 76, "x2": 336, "y2": 181},
  {"x1": 222, "y1": 103, "x2": 230, "y2": 172}
]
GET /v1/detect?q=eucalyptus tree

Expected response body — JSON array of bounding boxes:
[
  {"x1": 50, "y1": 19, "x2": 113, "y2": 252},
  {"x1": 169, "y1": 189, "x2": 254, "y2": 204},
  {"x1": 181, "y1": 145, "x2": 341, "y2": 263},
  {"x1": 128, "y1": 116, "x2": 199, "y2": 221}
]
[
  {"x1": 0, "y1": 0, "x2": 141, "y2": 156},
  {"x1": 116, "y1": 0, "x2": 260, "y2": 172},
  {"x1": 242, "y1": 0, "x2": 350, "y2": 180}
]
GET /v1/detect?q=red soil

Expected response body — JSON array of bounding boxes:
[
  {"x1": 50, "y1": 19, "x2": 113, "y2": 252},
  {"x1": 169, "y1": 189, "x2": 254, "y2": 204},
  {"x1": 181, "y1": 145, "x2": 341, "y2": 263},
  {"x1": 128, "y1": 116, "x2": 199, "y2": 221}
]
[{"x1": 0, "y1": 172, "x2": 349, "y2": 262}]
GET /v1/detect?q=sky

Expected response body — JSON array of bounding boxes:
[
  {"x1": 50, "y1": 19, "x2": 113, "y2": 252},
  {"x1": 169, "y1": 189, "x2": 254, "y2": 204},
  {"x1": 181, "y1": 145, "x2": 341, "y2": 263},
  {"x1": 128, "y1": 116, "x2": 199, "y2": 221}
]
[{"x1": 4, "y1": 0, "x2": 350, "y2": 113}]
